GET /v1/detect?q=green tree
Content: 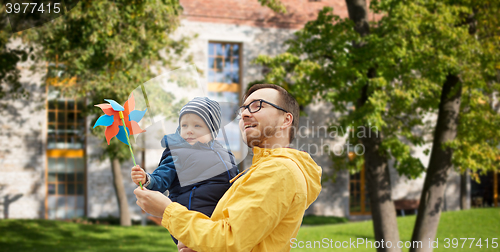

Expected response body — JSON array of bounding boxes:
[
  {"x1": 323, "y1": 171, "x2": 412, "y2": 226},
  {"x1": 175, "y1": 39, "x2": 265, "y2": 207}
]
[
  {"x1": 22, "y1": 0, "x2": 190, "y2": 226},
  {"x1": 0, "y1": 5, "x2": 31, "y2": 109},
  {"x1": 257, "y1": 0, "x2": 287, "y2": 13},
  {"x1": 254, "y1": 0, "x2": 500, "y2": 251},
  {"x1": 256, "y1": 1, "x2": 404, "y2": 249},
  {"x1": 388, "y1": 1, "x2": 500, "y2": 250}
]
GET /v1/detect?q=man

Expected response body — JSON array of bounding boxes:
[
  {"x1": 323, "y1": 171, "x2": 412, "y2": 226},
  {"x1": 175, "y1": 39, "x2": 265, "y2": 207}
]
[{"x1": 134, "y1": 84, "x2": 322, "y2": 252}]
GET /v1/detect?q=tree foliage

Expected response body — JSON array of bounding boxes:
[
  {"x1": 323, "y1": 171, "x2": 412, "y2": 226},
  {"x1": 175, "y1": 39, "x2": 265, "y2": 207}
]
[
  {"x1": 255, "y1": 0, "x2": 500, "y2": 179},
  {"x1": 23, "y1": 0, "x2": 190, "y2": 159},
  {"x1": 0, "y1": 5, "x2": 31, "y2": 107},
  {"x1": 257, "y1": 0, "x2": 287, "y2": 14},
  {"x1": 256, "y1": 0, "x2": 499, "y2": 249},
  {"x1": 21, "y1": 0, "x2": 190, "y2": 225}
]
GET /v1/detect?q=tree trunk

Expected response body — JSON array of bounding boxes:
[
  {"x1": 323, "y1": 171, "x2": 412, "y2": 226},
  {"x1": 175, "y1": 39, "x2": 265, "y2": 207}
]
[
  {"x1": 346, "y1": 0, "x2": 370, "y2": 37},
  {"x1": 111, "y1": 158, "x2": 132, "y2": 226},
  {"x1": 361, "y1": 132, "x2": 401, "y2": 252},
  {"x1": 460, "y1": 169, "x2": 470, "y2": 210},
  {"x1": 410, "y1": 74, "x2": 462, "y2": 252},
  {"x1": 347, "y1": 0, "x2": 401, "y2": 251}
]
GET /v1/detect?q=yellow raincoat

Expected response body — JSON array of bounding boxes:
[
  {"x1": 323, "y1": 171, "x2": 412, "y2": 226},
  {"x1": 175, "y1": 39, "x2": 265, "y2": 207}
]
[{"x1": 161, "y1": 146, "x2": 322, "y2": 252}]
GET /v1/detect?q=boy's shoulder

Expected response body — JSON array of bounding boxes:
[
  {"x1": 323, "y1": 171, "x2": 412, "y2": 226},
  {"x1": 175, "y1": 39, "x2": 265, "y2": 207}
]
[{"x1": 161, "y1": 132, "x2": 188, "y2": 149}]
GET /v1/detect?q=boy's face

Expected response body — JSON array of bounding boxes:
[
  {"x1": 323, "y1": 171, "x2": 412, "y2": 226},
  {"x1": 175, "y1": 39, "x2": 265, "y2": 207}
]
[{"x1": 180, "y1": 113, "x2": 212, "y2": 145}]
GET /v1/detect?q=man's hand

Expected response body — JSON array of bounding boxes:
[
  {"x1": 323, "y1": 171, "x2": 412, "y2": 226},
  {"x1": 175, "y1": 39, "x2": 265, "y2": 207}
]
[
  {"x1": 134, "y1": 187, "x2": 172, "y2": 217},
  {"x1": 131, "y1": 165, "x2": 147, "y2": 186},
  {"x1": 180, "y1": 248, "x2": 197, "y2": 252},
  {"x1": 177, "y1": 241, "x2": 197, "y2": 252}
]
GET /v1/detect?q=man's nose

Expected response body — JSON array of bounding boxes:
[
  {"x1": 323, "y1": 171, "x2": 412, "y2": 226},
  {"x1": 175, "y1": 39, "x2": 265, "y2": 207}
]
[{"x1": 240, "y1": 107, "x2": 252, "y2": 119}]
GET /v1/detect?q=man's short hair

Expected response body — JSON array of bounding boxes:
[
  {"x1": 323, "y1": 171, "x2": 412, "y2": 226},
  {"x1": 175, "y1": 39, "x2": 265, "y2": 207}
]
[{"x1": 244, "y1": 84, "x2": 299, "y2": 143}]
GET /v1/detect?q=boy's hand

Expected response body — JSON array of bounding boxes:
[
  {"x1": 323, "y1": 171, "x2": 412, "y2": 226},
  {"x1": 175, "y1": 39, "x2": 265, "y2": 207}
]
[{"x1": 131, "y1": 165, "x2": 146, "y2": 186}]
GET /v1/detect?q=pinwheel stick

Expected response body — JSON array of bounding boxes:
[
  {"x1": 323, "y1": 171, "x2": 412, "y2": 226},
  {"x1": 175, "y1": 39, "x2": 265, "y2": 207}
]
[{"x1": 118, "y1": 111, "x2": 143, "y2": 189}]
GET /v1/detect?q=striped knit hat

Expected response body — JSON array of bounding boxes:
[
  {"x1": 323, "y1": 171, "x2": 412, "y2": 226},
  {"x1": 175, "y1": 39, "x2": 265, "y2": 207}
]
[{"x1": 179, "y1": 97, "x2": 221, "y2": 141}]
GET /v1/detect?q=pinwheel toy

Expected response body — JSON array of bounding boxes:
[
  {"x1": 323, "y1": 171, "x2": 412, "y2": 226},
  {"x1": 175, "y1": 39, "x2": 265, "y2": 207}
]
[{"x1": 93, "y1": 94, "x2": 147, "y2": 188}]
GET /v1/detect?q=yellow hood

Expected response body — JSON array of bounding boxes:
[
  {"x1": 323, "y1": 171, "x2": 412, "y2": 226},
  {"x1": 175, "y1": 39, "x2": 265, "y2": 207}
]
[{"x1": 251, "y1": 147, "x2": 322, "y2": 207}]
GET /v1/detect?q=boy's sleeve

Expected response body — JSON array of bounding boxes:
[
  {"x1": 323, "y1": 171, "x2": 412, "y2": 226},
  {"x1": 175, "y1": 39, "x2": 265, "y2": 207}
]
[{"x1": 146, "y1": 149, "x2": 178, "y2": 192}]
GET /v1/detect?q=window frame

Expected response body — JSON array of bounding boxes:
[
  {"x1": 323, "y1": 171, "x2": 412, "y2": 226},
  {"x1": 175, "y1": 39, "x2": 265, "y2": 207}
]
[
  {"x1": 207, "y1": 41, "x2": 244, "y2": 169},
  {"x1": 349, "y1": 164, "x2": 371, "y2": 215},
  {"x1": 44, "y1": 63, "x2": 87, "y2": 220}
]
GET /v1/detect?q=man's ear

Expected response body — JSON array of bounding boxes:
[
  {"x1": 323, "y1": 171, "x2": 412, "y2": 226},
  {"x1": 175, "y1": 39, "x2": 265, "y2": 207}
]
[{"x1": 281, "y1": 113, "x2": 293, "y2": 130}]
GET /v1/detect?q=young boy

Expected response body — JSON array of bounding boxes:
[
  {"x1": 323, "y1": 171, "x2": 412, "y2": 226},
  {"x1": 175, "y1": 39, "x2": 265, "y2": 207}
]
[{"x1": 131, "y1": 97, "x2": 238, "y2": 239}]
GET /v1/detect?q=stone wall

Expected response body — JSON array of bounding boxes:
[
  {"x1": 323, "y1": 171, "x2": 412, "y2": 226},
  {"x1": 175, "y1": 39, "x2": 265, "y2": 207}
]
[
  {"x1": 0, "y1": 40, "x2": 47, "y2": 219},
  {"x1": 86, "y1": 133, "x2": 145, "y2": 220},
  {"x1": 179, "y1": 0, "x2": 350, "y2": 29}
]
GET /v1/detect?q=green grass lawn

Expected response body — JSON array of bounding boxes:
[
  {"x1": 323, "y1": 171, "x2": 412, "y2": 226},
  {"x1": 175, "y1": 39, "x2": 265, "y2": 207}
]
[
  {"x1": 294, "y1": 208, "x2": 499, "y2": 252},
  {"x1": 0, "y1": 220, "x2": 177, "y2": 252},
  {"x1": 0, "y1": 208, "x2": 498, "y2": 252}
]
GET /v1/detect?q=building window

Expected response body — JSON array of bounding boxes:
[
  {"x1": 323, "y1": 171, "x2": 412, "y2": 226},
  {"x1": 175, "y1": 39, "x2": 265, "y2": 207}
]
[
  {"x1": 47, "y1": 97, "x2": 85, "y2": 149},
  {"x1": 208, "y1": 42, "x2": 240, "y2": 89},
  {"x1": 46, "y1": 155, "x2": 85, "y2": 219},
  {"x1": 471, "y1": 170, "x2": 499, "y2": 207},
  {"x1": 207, "y1": 42, "x2": 243, "y2": 161},
  {"x1": 45, "y1": 63, "x2": 86, "y2": 219}
]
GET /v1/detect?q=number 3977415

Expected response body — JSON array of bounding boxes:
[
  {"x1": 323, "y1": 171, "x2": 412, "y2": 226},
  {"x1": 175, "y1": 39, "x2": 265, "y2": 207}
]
[
  {"x1": 444, "y1": 238, "x2": 498, "y2": 249},
  {"x1": 5, "y1": 3, "x2": 61, "y2": 14}
]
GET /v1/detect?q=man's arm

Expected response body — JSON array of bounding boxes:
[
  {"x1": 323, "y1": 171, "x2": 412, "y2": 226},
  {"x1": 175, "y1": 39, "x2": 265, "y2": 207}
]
[{"x1": 162, "y1": 161, "x2": 298, "y2": 252}]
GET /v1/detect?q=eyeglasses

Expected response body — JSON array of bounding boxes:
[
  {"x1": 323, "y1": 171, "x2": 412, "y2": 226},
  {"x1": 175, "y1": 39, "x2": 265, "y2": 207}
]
[{"x1": 236, "y1": 99, "x2": 288, "y2": 118}]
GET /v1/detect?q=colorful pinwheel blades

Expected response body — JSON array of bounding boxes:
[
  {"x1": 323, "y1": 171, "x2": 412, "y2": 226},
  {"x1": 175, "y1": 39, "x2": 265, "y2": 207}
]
[{"x1": 93, "y1": 94, "x2": 147, "y2": 145}]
